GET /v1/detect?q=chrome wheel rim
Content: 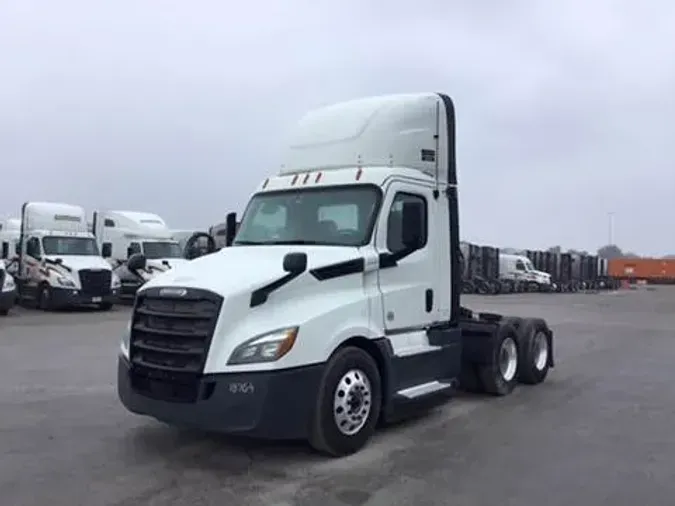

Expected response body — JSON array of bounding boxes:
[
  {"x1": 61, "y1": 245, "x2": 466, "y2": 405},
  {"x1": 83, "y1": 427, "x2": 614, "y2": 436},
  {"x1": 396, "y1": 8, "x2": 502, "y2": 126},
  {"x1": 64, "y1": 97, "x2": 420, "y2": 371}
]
[
  {"x1": 533, "y1": 331, "x2": 549, "y2": 371},
  {"x1": 499, "y1": 337, "x2": 518, "y2": 382},
  {"x1": 333, "y1": 369, "x2": 372, "y2": 436}
]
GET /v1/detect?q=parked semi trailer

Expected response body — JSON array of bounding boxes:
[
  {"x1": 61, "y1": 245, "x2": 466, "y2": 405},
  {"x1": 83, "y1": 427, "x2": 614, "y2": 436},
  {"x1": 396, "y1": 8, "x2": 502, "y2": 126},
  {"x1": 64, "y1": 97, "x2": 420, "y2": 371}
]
[
  {"x1": 609, "y1": 258, "x2": 675, "y2": 284},
  {"x1": 117, "y1": 92, "x2": 555, "y2": 457}
]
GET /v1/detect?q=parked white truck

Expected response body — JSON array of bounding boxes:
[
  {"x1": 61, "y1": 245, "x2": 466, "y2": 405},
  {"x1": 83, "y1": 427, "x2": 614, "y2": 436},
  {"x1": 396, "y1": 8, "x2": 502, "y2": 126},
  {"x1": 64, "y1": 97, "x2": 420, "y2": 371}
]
[
  {"x1": 0, "y1": 259, "x2": 16, "y2": 315},
  {"x1": 14, "y1": 202, "x2": 119, "y2": 310},
  {"x1": 118, "y1": 92, "x2": 554, "y2": 457},
  {"x1": 92, "y1": 210, "x2": 188, "y2": 301},
  {"x1": 0, "y1": 217, "x2": 21, "y2": 262},
  {"x1": 499, "y1": 253, "x2": 553, "y2": 292}
]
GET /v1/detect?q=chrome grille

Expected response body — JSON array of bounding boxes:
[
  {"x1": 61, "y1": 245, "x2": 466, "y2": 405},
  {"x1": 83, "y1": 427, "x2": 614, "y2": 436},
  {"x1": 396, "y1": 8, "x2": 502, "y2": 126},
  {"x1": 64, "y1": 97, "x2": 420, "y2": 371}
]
[
  {"x1": 78, "y1": 269, "x2": 112, "y2": 296},
  {"x1": 128, "y1": 287, "x2": 223, "y2": 403}
]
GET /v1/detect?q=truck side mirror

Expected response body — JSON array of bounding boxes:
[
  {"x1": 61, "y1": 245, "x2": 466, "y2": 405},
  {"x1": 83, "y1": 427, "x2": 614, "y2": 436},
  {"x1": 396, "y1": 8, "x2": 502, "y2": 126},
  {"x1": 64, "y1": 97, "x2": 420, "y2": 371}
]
[
  {"x1": 283, "y1": 252, "x2": 307, "y2": 274},
  {"x1": 401, "y1": 201, "x2": 424, "y2": 250},
  {"x1": 127, "y1": 253, "x2": 147, "y2": 271},
  {"x1": 101, "y1": 243, "x2": 112, "y2": 258},
  {"x1": 225, "y1": 212, "x2": 237, "y2": 247}
]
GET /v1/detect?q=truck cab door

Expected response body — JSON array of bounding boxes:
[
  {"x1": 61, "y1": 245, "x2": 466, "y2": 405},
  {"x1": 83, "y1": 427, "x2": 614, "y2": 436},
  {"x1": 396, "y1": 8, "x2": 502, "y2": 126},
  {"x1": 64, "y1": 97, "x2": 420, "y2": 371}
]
[
  {"x1": 23, "y1": 237, "x2": 42, "y2": 286},
  {"x1": 375, "y1": 181, "x2": 439, "y2": 346}
]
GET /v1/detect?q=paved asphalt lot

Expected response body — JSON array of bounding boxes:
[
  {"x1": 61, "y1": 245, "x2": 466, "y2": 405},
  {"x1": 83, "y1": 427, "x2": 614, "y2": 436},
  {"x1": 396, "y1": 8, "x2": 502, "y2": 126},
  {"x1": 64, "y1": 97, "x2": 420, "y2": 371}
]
[{"x1": 1, "y1": 288, "x2": 674, "y2": 506}]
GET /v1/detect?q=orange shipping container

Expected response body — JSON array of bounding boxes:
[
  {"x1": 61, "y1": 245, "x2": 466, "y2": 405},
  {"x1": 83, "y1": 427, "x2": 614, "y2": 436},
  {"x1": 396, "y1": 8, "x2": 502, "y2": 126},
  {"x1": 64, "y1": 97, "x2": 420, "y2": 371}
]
[{"x1": 608, "y1": 258, "x2": 675, "y2": 281}]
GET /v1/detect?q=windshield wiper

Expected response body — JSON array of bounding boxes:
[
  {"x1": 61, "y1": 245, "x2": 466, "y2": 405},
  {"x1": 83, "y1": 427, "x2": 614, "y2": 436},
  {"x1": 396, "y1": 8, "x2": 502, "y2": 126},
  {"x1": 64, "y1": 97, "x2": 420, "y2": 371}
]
[
  {"x1": 234, "y1": 239, "x2": 341, "y2": 246},
  {"x1": 263, "y1": 239, "x2": 339, "y2": 246}
]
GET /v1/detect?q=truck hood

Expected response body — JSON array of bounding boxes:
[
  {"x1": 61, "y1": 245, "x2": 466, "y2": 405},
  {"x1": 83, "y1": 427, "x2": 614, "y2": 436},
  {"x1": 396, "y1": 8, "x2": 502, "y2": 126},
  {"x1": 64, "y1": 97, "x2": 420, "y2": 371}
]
[
  {"x1": 141, "y1": 245, "x2": 361, "y2": 295},
  {"x1": 146, "y1": 258, "x2": 189, "y2": 271},
  {"x1": 44, "y1": 255, "x2": 113, "y2": 273}
]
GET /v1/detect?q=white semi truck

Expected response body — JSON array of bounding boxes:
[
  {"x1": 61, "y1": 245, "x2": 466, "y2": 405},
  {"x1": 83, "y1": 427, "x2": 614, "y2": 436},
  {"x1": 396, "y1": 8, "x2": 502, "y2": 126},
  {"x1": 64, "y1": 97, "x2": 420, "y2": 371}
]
[
  {"x1": 0, "y1": 259, "x2": 16, "y2": 315},
  {"x1": 0, "y1": 217, "x2": 21, "y2": 262},
  {"x1": 14, "y1": 202, "x2": 119, "y2": 310},
  {"x1": 499, "y1": 253, "x2": 553, "y2": 292},
  {"x1": 118, "y1": 92, "x2": 554, "y2": 457},
  {"x1": 92, "y1": 210, "x2": 188, "y2": 301}
]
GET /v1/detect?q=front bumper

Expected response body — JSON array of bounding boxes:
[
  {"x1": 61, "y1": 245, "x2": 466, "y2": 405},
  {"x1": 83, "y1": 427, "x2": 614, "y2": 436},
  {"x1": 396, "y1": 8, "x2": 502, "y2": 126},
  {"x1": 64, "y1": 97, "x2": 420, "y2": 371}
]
[
  {"x1": 50, "y1": 287, "x2": 119, "y2": 307},
  {"x1": 0, "y1": 289, "x2": 16, "y2": 312},
  {"x1": 117, "y1": 355, "x2": 324, "y2": 439}
]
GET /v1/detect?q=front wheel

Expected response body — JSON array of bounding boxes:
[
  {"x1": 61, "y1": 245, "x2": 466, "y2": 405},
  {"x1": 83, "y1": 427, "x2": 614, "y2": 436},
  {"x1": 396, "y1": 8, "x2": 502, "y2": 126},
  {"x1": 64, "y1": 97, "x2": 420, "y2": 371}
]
[
  {"x1": 37, "y1": 284, "x2": 53, "y2": 311},
  {"x1": 309, "y1": 346, "x2": 382, "y2": 457},
  {"x1": 99, "y1": 302, "x2": 113, "y2": 311}
]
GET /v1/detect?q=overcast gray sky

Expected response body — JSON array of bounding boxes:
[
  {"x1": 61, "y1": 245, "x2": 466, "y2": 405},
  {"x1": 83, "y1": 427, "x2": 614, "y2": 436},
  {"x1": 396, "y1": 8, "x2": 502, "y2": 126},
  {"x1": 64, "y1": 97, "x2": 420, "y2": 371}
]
[{"x1": 1, "y1": 0, "x2": 674, "y2": 255}]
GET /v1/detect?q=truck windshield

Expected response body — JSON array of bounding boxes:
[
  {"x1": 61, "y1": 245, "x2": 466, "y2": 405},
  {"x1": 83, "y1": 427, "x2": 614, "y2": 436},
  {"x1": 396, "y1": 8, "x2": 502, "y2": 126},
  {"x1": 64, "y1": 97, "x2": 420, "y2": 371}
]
[
  {"x1": 143, "y1": 241, "x2": 183, "y2": 259},
  {"x1": 235, "y1": 185, "x2": 381, "y2": 247},
  {"x1": 43, "y1": 237, "x2": 100, "y2": 256}
]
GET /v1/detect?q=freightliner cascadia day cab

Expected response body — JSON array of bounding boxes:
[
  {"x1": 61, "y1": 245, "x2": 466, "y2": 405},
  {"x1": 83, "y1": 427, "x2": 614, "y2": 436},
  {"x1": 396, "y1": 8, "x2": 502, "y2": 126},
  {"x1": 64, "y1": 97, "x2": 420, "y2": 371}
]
[
  {"x1": 499, "y1": 253, "x2": 553, "y2": 291},
  {"x1": 0, "y1": 259, "x2": 17, "y2": 315},
  {"x1": 15, "y1": 202, "x2": 120, "y2": 310},
  {"x1": 118, "y1": 93, "x2": 555, "y2": 457},
  {"x1": 92, "y1": 210, "x2": 189, "y2": 302}
]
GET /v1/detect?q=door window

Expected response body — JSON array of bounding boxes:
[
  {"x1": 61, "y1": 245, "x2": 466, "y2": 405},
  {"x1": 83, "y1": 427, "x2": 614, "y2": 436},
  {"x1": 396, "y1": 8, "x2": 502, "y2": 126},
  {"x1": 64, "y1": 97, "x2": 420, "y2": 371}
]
[
  {"x1": 26, "y1": 237, "x2": 41, "y2": 259},
  {"x1": 386, "y1": 192, "x2": 428, "y2": 255}
]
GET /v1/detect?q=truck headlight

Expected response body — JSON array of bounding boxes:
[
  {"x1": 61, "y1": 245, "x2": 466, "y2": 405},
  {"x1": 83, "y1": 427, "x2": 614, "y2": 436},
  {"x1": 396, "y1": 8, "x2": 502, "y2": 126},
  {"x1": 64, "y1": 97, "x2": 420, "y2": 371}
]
[
  {"x1": 227, "y1": 327, "x2": 299, "y2": 365},
  {"x1": 57, "y1": 276, "x2": 76, "y2": 288},
  {"x1": 2, "y1": 274, "x2": 15, "y2": 292},
  {"x1": 111, "y1": 273, "x2": 121, "y2": 289},
  {"x1": 120, "y1": 320, "x2": 131, "y2": 358}
]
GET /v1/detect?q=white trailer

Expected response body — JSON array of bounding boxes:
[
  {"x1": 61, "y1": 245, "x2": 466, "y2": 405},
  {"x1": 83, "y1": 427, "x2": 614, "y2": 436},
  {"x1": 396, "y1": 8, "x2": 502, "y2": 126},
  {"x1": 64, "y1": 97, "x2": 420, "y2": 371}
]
[
  {"x1": 92, "y1": 210, "x2": 188, "y2": 301},
  {"x1": 15, "y1": 202, "x2": 119, "y2": 310},
  {"x1": 118, "y1": 92, "x2": 555, "y2": 457}
]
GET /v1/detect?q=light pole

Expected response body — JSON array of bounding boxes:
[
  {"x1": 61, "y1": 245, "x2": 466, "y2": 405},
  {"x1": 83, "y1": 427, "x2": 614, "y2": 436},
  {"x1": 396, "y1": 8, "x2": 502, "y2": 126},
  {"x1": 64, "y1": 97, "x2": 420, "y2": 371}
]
[{"x1": 608, "y1": 211, "x2": 615, "y2": 246}]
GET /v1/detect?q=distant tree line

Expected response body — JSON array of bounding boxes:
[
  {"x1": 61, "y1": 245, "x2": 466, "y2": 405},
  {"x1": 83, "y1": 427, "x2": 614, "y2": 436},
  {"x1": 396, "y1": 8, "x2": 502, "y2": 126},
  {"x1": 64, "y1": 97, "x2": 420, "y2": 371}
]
[{"x1": 546, "y1": 245, "x2": 674, "y2": 260}]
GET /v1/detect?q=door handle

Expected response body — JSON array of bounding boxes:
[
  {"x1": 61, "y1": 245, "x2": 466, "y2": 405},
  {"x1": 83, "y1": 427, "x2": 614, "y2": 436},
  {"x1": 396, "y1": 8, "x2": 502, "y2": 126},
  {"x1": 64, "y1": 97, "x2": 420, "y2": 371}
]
[{"x1": 425, "y1": 289, "x2": 433, "y2": 312}]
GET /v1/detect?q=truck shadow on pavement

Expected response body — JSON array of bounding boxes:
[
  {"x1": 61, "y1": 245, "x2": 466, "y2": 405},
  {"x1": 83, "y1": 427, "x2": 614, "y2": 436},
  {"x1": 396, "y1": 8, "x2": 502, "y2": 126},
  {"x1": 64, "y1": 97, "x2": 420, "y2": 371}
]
[{"x1": 124, "y1": 404, "x2": 448, "y2": 473}]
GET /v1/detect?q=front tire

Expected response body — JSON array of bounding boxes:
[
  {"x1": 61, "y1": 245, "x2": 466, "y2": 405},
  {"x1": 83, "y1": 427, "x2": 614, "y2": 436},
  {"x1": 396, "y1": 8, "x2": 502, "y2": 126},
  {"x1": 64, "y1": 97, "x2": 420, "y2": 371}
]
[
  {"x1": 37, "y1": 284, "x2": 53, "y2": 311},
  {"x1": 99, "y1": 302, "x2": 113, "y2": 311},
  {"x1": 309, "y1": 346, "x2": 382, "y2": 457}
]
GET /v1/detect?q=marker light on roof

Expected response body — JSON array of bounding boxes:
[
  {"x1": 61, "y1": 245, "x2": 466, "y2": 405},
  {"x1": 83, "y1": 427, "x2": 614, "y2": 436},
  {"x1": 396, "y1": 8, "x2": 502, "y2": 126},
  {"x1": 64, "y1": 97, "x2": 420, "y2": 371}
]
[
  {"x1": 315, "y1": 172, "x2": 322, "y2": 183},
  {"x1": 262, "y1": 178, "x2": 269, "y2": 189},
  {"x1": 302, "y1": 173, "x2": 310, "y2": 185},
  {"x1": 355, "y1": 168, "x2": 363, "y2": 180},
  {"x1": 291, "y1": 174, "x2": 299, "y2": 185}
]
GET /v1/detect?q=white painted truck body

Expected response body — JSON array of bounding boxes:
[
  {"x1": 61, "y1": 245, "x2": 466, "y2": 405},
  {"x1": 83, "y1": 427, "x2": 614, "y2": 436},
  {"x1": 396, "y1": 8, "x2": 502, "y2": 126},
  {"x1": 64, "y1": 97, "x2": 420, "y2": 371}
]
[
  {"x1": 499, "y1": 253, "x2": 552, "y2": 287},
  {"x1": 15, "y1": 202, "x2": 118, "y2": 309},
  {"x1": 0, "y1": 259, "x2": 16, "y2": 315},
  {"x1": 118, "y1": 92, "x2": 554, "y2": 456},
  {"x1": 0, "y1": 217, "x2": 20, "y2": 262}
]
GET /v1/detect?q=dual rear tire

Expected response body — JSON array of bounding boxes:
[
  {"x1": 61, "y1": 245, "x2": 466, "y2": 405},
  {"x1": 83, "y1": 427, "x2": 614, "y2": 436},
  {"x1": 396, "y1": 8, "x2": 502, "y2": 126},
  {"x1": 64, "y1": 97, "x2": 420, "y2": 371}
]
[
  {"x1": 460, "y1": 317, "x2": 552, "y2": 396},
  {"x1": 310, "y1": 318, "x2": 552, "y2": 457}
]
